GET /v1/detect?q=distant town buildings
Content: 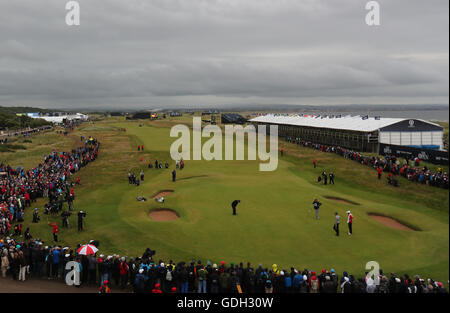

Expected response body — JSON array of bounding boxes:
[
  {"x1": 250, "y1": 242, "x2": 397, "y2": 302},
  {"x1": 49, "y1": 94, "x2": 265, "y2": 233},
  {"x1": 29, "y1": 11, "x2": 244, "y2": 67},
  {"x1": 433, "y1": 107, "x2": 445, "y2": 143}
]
[{"x1": 18, "y1": 112, "x2": 90, "y2": 124}]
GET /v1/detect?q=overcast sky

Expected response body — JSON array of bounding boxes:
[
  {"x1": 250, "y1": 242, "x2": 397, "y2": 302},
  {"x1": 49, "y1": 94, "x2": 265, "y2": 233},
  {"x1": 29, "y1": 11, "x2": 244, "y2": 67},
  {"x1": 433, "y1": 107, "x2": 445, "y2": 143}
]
[{"x1": 0, "y1": 0, "x2": 448, "y2": 110}]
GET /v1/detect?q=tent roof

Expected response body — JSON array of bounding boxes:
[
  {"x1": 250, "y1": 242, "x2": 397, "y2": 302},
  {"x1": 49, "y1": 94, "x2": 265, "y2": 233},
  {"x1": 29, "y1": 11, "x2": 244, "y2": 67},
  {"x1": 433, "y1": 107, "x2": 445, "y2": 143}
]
[{"x1": 249, "y1": 114, "x2": 441, "y2": 132}]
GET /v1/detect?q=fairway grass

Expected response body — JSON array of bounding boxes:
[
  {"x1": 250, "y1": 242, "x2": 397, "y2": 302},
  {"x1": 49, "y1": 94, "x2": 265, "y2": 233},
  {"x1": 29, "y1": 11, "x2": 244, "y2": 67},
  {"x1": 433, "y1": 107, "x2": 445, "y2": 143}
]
[{"x1": 3, "y1": 118, "x2": 448, "y2": 284}]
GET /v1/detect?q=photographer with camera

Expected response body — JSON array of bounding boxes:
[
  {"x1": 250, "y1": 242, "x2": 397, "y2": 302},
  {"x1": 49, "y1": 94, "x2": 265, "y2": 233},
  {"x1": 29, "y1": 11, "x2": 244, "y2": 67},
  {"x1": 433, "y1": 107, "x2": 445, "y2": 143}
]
[
  {"x1": 78, "y1": 210, "x2": 86, "y2": 231},
  {"x1": 142, "y1": 248, "x2": 156, "y2": 260},
  {"x1": 32, "y1": 208, "x2": 40, "y2": 223},
  {"x1": 62, "y1": 210, "x2": 71, "y2": 228}
]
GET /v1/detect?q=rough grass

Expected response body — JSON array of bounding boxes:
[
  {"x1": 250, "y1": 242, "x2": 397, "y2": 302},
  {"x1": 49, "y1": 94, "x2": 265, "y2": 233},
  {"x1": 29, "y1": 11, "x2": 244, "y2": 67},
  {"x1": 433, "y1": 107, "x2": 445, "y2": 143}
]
[
  {"x1": 0, "y1": 131, "x2": 75, "y2": 168},
  {"x1": 0, "y1": 144, "x2": 26, "y2": 153}
]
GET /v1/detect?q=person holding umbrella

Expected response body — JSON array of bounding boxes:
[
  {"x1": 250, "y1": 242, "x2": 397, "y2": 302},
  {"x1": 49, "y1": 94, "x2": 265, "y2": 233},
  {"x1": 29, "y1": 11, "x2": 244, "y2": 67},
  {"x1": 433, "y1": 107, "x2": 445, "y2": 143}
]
[{"x1": 77, "y1": 243, "x2": 99, "y2": 256}]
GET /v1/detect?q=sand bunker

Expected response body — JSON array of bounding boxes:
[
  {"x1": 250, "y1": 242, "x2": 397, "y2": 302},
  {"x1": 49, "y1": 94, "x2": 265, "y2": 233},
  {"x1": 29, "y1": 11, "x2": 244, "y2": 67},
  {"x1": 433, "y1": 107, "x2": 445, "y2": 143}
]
[
  {"x1": 152, "y1": 190, "x2": 174, "y2": 199},
  {"x1": 324, "y1": 196, "x2": 360, "y2": 205},
  {"x1": 149, "y1": 209, "x2": 180, "y2": 221},
  {"x1": 368, "y1": 213, "x2": 417, "y2": 231}
]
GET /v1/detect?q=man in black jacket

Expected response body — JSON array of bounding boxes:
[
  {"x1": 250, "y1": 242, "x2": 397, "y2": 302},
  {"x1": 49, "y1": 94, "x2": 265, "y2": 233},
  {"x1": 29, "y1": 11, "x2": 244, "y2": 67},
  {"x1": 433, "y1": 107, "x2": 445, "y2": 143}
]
[
  {"x1": 231, "y1": 200, "x2": 240, "y2": 215},
  {"x1": 187, "y1": 261, "x2": 196, "y2": 292},
  {"x1": 172, "y1": 169, "x2": 176, "y2": 182},
  {"x1": 32, "y1": 208, "x2": 40, "y2": 223},
  {"x1": 313, "y1": 199, "x2": 322, "y2": 220},
  {"x1": 329, "y1": 173, "x2": 335, "y2": 184},
  {"x1": 322, "y1": 275, "x2": 337, "y2": 293},
  {"x1": 245, "y1": 266, "x2": 256, "y2": 294},
  {"x1": 77, "y1": 211, "x2": 86, "y2": 231},
  {"x1": 209, "y1": 267, "x2": 220, "y2": 293},
  {"x1": 62, "y1": 211, "x2": 71, "y2": 228},
  {"x1": 178, "y1": 263, "x2": 189, "y2": 293},
  {"x1": 229, "y1": 270, "x2": 240, "y2": 293}
]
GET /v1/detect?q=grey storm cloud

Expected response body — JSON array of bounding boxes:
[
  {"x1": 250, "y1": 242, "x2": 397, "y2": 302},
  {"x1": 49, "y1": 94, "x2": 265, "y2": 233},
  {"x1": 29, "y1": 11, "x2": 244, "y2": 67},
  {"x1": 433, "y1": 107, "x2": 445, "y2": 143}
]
[{"x1": 0, "y1": 0, "x2": 448, "y2": 109}]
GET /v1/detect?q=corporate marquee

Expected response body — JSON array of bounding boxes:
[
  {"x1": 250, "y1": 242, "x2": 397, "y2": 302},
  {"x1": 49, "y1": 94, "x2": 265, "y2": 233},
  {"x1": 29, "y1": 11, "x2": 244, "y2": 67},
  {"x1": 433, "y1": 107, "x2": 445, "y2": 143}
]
[{"x1": 250, "y1": 114, "x2": 444, "y2": 153}]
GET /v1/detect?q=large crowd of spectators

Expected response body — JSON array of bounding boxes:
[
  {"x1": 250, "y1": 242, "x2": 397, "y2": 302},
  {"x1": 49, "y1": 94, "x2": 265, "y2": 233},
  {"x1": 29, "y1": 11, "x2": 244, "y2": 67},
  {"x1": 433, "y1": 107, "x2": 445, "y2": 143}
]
[
  {"x1": 1, "y1": 137, "x2": 100, "y2": 238},
  {"x1": 0, "y1": 240, "x2": 448, "y2": 294},
  {"x1": 285, "y1": 137, "x2": 449, "y2": 189}
]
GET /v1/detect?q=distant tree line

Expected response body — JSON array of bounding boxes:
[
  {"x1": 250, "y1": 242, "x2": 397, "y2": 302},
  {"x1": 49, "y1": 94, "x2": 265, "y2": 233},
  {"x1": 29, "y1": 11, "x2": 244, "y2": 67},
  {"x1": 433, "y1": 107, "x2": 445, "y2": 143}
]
[{"x1": 0, "y1": 107, "x2": 52, "y2": 130}]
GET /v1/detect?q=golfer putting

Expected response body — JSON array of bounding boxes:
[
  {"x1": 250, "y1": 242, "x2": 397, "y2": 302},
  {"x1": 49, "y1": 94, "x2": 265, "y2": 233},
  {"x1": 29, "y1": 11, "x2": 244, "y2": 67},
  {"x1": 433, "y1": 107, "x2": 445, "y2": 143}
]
[{"x1": 232, "y1": 200, "x2": 240, "y2": 215}]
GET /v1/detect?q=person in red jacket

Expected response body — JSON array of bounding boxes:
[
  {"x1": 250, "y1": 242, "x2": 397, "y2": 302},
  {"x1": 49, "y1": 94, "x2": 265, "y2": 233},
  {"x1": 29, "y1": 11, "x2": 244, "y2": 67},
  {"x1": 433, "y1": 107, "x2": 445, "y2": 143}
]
[
  {"x1": 152, "y1": 283, "x2": 163, "y2": 293},
  {"x1": 48, "y1": 221, "x2": 58, "y2": 242},
  {"x1": 313, "y1": 160, "x2": 317, "y2": 168},
  {"x1": 346, "y1": 211, "x2": 353, "y2": 235},
  {"x1": 119, "y1": 257, "x2": 129, "y2": 289},
  {"x1": 309, "y1": 271, "x2": 320, "y2": 293},
  {"x1": 24, "y1": 192, "x2": 30, "y2": 207},
  {"x1": 377, "y1": 167, "x2": 383, "y2": 180}
]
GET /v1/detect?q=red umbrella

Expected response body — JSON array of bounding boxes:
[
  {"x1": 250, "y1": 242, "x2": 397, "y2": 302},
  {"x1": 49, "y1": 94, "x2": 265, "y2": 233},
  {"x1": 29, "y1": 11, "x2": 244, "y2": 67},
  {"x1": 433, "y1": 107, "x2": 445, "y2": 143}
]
[{"x1": 77, "y1": 244, "x2": 98, "y2": 255}]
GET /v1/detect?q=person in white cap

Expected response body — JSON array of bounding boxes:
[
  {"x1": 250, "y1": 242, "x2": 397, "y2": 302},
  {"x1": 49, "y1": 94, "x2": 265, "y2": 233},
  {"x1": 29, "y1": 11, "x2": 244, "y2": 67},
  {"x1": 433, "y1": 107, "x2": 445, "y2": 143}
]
[
  {"x1": 346, "y1": 211, "x2": 353, "y2": 235},
  {"x1": 341, "y1": 276, "x2": 351, "y2": 293},
  {"x1": 77, "y1": 211, "x2": 86, "y2": 231},
  {"x1": 119, "y1": 257, "x2": 129, "y2": 289},
  {"x1": 134, "y1": 268, "x2": 146, "y2": 293}
]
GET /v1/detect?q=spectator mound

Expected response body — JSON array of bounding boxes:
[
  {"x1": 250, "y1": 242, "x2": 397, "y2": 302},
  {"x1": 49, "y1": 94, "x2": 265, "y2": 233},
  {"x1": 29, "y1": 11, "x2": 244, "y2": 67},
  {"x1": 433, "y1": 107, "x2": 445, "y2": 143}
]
[
  {"x1": 324, "y1": 196, "x2": 360, "y2": 205},
  {"x1": 368, "y1": 213, "x2": 419, "y2": 231},
  {"x1": 152, "y1": 190, "x2": 174, "y2": 198},
  {"x1": 149, "y1": 208, "x2": 179, "y2": 221}
]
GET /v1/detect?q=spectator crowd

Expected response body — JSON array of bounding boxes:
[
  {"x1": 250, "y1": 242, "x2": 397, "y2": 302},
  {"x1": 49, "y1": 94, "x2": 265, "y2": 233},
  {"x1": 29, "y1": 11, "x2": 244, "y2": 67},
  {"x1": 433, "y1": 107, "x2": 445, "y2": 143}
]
[
  {"x1": 1, "y1": 136, "x2": 100, "y2": 239},
  {"x1": 0, "y1": 239, "x2": 448, "y2": 294},
  {"x1": 285, "y1": 137, "x2": 449, "y2": 189}
]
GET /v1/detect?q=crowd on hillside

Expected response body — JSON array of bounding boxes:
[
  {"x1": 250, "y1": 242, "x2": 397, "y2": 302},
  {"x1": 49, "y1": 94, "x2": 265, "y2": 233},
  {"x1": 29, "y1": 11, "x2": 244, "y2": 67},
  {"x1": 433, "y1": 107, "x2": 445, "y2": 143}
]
[
  {"x1": 0, "y1": 239, "x2": 447, "y2": 294},
  {"x1": 285, "y1": 137, "x2": 449, "y2": 189},
  {"x1": 0, "y1": 137, "x2": 100, "y2": 238}
]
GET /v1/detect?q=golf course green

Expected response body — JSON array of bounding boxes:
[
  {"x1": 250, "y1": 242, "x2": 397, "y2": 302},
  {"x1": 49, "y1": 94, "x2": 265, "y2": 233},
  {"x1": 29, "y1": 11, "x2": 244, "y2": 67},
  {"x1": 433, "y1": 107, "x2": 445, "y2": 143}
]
[{"x1": 3, "y1": 116, "x2": 449, "y2": 283}]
